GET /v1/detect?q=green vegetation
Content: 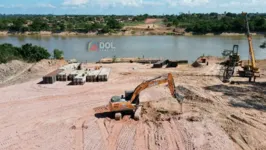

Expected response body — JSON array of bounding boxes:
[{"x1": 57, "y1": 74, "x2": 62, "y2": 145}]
[
  {"x1": 164, "y1": 13, "x2": 266, "y2": 34},
  {"x1": 166, "y1": 32, "x2": 175, "y2": 35},
  {"x1": 0, "y1": 43, "x2": 51, "y2": 63},
  {"x1": 0, "y1": 15, "x2": 147, "y2": 34},
  {"x1": 53, "y1": 49, "x2": 64, "y2": 59},
  {"x1": 123, "y1": 21, "x2": 144, "y2": 26},
  {"x1": 0, "y1": 13, "x2": 265, "y2": 34}
]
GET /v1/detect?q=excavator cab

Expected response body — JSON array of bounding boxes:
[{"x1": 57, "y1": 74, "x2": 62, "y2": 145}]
[
  {"x1": 110, "y1": 91, "x2": 139, "y2": 104},
  {"x1": 111, "y1": 96, "x2": 126, "y2": 102}
]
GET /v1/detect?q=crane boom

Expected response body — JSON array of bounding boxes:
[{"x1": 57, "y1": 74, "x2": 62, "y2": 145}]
[{"x1": 244, "y1": 13, "x2": 257, "y2": 69}]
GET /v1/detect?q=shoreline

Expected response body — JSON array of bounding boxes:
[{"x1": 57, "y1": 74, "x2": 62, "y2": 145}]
[{"x1": 0, "y1": 31, "x2": 265, "y2": 37}]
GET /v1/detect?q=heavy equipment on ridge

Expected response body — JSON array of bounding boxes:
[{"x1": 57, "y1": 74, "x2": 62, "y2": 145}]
[
  {"x1": 94, "y1": 73, "x2": 183, "y2": 120},
  {"x1": 238, "y1": 12, "x2": 260, "y2": 82},
  {"x1": 221, "y1": 45, "x2": 241, "y2": 83}
]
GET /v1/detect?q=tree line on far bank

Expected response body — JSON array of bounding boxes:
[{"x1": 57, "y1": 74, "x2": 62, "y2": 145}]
[
  {"x1": 0, "y1": 43, "x2": 63, "y2": 63},
  {"x1": 164, "y1": 13, "x2": 266, "y2": 34},
  {"x1": 0, "y1": 13, "x2": 266, "y2": 34},
  {"x1": 0, "y1": 16, "x2": 124, "y2": 34}
]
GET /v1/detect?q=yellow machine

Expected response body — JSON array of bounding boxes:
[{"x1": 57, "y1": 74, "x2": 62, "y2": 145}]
[
  {"x1": 238, "y1": 12, "x2": 260, "y2": 82},
  {"x1": 94, "y1": 73, "x2": 183, "y2": 120}
]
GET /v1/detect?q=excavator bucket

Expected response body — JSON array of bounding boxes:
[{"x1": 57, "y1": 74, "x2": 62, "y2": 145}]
[{"x1": 93, "y1": 105, "x2": 110, "y2": 113}]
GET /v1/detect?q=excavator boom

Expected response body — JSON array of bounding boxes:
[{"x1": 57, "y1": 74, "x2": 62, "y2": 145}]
[{"x1": 129, "y1": 73, "x2": 177, "y2": 103}]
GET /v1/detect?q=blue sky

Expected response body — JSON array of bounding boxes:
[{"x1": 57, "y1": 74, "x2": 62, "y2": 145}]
[{"x1": 0, "y1": 0, "x2": 265, "y2": 15}]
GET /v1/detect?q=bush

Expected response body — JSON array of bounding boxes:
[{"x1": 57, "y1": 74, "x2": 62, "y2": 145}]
[
  {"x1": 0, "y1": 43, "x2": 22, "y2": 63},
  {"x1": 21, "y1": 44, "x2": 51, "y2": 62},
  {"x1": 0, "y1": 43, "x2": 51, "y2": 63},
  {"x1": 53, "y1": 49, "x2": 64, "y2": 59}
]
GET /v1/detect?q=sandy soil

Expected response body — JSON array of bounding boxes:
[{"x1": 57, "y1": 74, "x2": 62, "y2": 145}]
[
  {"x1": 0, "y1": 59, "x2": 67, "y2": 87},
  {"x1": 144, "y1": 18, "x2": 162, "y2": 24},
  {"x1": 0, "y1": 59, "x2": 266, "y2": 150}
]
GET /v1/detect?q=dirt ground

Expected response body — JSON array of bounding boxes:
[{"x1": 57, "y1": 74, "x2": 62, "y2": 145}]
[
  {"x1": 0, "y1": 59, "x2": 266, "y2": 150},
  {"x1": 123, "y1": 18, "x2": 185, "y2": 36},
  {"x1": 0, "y1": 59, "x2": 67, "y2": 87}
]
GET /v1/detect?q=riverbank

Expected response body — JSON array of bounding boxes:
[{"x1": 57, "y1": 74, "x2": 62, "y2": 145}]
[{"x1": 1, "y1": 30, "x2": 265, "y2": 37}]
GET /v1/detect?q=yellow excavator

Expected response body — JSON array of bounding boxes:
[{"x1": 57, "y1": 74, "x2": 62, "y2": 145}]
[
  {"x1": 94, "y1": 73, "x2": 183, "y2": 120},
  {"x1": 238, "y1": 12, "x2": 260, "y2": 82}
]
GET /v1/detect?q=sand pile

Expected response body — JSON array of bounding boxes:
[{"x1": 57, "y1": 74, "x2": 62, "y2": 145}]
[
  {"x1": 177, "y1": 85, "x2": 214, "y2": 104},
  {"x1": 141, "y1": 97, "x2": 182, "y2": 122},
  {"x1": 28, "y1": 59, "x2": 66, "y2": 74},
  {"x1": 0, "y1": 60, "x2": 30, "y2": 83},
  {"x1": 0, "y1": 59, "x2": 67, "y2": 86}
]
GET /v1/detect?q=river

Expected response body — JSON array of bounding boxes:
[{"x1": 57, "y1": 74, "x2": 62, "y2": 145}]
[{"x1": 0, "y1": 35, "x2": 265, "y2": 63}]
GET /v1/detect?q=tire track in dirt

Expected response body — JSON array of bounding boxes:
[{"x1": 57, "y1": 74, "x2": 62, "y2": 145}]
[
  {"x1": 106, "y1": 121, "x2": 124, "y2": 150},
  {"x1": 0, "y1": 120, "x2": 74, "y2": 150},
  {"x1": 133, "y1": 122, "x2": 146, "y2": 150},
  {"x1": 169, "y1": 120, "x2": 193, "y2": 150},
  {"x1": 83, "y1": 119, "x2": 105, "y2": 150},
  {"x1": 145, "y1": 122, "x2": 168, "y2": 150},
  {"x1": 116, "y1": 122, "x2": 137, "y2": 150},
  {"x1": 139, "y1": 119, "x2": 193, "y2": 150},
  {"x1": 72, "y1": 114, "x2": 101, "y2": 150}
]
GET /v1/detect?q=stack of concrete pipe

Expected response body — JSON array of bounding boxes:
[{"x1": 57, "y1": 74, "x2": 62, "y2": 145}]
[
  {"x1": 86, "y1": 70, "x2": 101, "y2": 82},
  {"x1": 98, "y1": 68, "x2": 111, "y2": 82}
]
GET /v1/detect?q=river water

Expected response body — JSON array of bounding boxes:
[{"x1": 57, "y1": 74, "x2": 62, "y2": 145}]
[{"x1": 0, "y1": 35, "x2": 265, "y2": 63}]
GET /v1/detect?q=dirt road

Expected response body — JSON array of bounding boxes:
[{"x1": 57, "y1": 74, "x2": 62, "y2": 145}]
[{"x1": 0, "y1": 61, "x2": 266, "y2": 150}]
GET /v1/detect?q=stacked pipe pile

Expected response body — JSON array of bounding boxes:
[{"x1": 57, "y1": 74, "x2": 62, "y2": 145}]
[
  {"x1": 56, "y1": 70, "x2": 72, "y2": 81},
  {"x1": 152, "y1": 60, "x2": 168, "y2": 68},
  {"x1": 167, "y1": 60, "x2": 179, "y2": 68},
  {"x1": 86, "y1": 70, "x2": 101, "y2": 82},
  {"x1": 178, "y1": 60, "x2": 189, "y2": 64},
  {"x1": 68, "y1": 70, "x2": 79, "y2": 81},
  {"x1": 138, "y1": 59, "x2": 161, "y2": 64},
  {"x1": 98, "y1": 68, "x2": 111, "y2": 82},
  {"x1": 43, "y1": 69, "x2": 64, "y2": 84},
  {"x1": 73, "y1": 73, "x2": 87, "y2": 85}
]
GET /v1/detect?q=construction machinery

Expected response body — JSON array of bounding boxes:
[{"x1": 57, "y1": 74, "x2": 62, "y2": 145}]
[
  {"x1": 221, "y1": 45, "x2": 241, "y2": 82},
  {"x1": 238, "y1": 12, "x2": 260, "y2": 82},
  {"x1": 94, "y1": 73, "x2": 183, "y2": 120}
]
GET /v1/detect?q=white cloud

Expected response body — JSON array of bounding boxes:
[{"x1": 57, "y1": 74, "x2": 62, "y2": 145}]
[
  {"x1": 10, "y1": 4, "x2": 24, "y2": 8},
  {"x1": 180, "y1": 0, "x2": 209, "y2": 6},
  {"x1": 36, "y1": 4, "x2": 56, "y2": 8},
  {"x1": 93, "y1": 0, "x2": 143, "y2": 8},
  {"x1": 167, "y1": 0, "x2": 209, "y2": 7},
  {"x1": 0, "y1": 3, "x2": 56, "y2": 9},
  {"x1": 142, "y1": 1, "x2": 164, "y2": 6},
  {"x1": 61, "y1": 0, "x2": 164, "y2": 8},
  {"x1": 62, "y1": 0, "x2": 89, "y2": 6},
  {"x1": 220, "y1": 0, "x2": 266, "y2": 8}
]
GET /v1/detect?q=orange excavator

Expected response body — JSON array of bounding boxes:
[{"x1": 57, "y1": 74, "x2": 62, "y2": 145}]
[{"x1": 94, "y1": 73, "x2": 183, "y2": 120}]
